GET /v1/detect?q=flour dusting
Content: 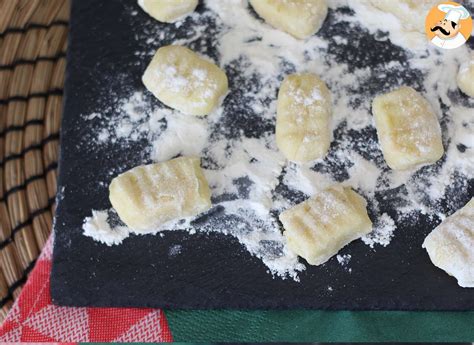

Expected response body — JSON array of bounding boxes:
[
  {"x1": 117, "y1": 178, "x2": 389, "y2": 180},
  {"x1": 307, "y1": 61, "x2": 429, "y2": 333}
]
[
  {"x1": 83, "y1": 210, "x2": 129, "y2": 246},
  {"x1": 336, "y1": 254, "x2": 352, "y2": 272},
  {"x1": 337, "y1": 254, "x2": 351, "y2": 264},
  {"x1": 80, "y1": 1, "x2": 473, "y2": 281},
  {"x1": 362, "y1": 213, "x2": 396, "y2": 248}
]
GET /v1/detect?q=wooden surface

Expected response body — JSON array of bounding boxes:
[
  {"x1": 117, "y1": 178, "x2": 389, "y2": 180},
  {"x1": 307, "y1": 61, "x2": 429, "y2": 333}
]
[{"x1": 0, "y1": 0, "x2": 69, "y2": 322}]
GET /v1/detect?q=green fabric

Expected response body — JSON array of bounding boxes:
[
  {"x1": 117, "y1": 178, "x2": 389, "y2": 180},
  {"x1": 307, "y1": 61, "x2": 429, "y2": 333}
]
[{"x1": 165, "y1": 310, "x2": 474, "y2": 342}]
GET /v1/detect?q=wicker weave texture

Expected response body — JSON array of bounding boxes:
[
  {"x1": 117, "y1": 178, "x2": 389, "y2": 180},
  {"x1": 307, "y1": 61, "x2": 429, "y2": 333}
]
[{"x1": 0, "y1": 0, "x2": 69, "y2": 322}]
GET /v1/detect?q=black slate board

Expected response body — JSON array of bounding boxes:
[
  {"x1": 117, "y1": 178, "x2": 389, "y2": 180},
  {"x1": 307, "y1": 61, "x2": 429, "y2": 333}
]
[{"x1": 51, "y1": 0, "x2": 474, "y2": 310}]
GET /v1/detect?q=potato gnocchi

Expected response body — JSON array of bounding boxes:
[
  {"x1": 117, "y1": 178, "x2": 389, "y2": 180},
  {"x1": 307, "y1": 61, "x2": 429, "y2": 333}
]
[
  {"x1": 457, "y1": 56, "x2": 474, "y2": 98},
  {"x1": 276, "y1": 73, "x2": 332, "y2": 163},
  {"x1": 372, "y1": 86, "x2": 444, "y2": 170},
  {"x1": 138, "y1": 0, "x2": 198, "y2": 23},
  {"x1": 249, "y1": 0, "x2": 328, "y2": 39},
  {"x1": 423, "y1": 198, "x2": 474, "y2": 288},
  {"x1": 279, "y1": 185, "x2": 372, "y2": 266},
  {"x1": 109, "y1": 156, "x2": 211, "y2": 232},
  {"x1": 142, "y1": 45, "x2": 228, "y2": 116}
]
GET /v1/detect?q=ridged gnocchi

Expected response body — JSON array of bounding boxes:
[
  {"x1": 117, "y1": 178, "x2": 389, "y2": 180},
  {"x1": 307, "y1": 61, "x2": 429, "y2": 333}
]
[
  {"x1": 109, "y1": 156, "x2": 212, "y2": 232},
  {"x1": 138, "y1": 0, "x2": 198, "y2": 23},
  {"x1": 457, "y1": 56, "x2": 474, "y2": 97},
  {"x1": 423, "y1": 198, "x2": 474, "y2": 288},
  {"x1": 249, "y1": 0, "x2": 328, "y2": 39},
  {"x1": 372, "y1": 86, "x2": 444, "y2": 170},
  {"x1": 142, "y1": 45, "x2": 228, "y2": 116},
  {"x1": 276, "y1": 73, "x2": 332, "y2": 162},
  {"x1": 280, "y1": 185, "x2": 372, "y2": 266}
]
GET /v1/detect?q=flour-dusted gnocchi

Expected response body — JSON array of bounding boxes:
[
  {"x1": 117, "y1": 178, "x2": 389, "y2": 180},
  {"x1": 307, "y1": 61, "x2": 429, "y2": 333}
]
[
  {"x1": 372, "y1": 86, "x2": 444, "y2": 170},
  {"x1": 249, "y1": 0, "x2": 328, "y2": 39},
  {"x1": 138, "y1": 0, "x2": 198, "y2": 23},
  {"x1": 279, "y1": 185, "x2": 372, "y2": 266},
  {"x1": 276, "y1": 73, "x2": 332, "y2": 162},
  {"x1": 142, "y1": 45, "x2": 228, "y2": 116},
  {"x1": 423, "y1": 198, "x2": 474, "y2": 288},
  {"x1": 109, "y1": 156, "x2": 212, "y2": 232},
  {"x1": 457, "y1": 55, "x2": 474, "y2": 97}
]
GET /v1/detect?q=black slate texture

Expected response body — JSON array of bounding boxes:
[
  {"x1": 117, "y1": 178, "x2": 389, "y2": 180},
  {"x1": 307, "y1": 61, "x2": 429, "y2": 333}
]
[{"x1": 51, "y1": 0, "x2": 474, "y2": 310}]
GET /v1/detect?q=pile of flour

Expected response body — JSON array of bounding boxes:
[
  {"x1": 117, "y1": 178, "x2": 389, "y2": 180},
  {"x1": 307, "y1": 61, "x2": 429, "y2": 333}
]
[{"x1": 81, "y1": 0, "x2": 473, "y2": 281}]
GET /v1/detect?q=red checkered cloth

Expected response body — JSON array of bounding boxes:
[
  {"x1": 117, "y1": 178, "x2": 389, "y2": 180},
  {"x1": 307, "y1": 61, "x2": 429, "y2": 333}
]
[{"x1": 0, "y1": 237, "x2": 173, "y2": 342}]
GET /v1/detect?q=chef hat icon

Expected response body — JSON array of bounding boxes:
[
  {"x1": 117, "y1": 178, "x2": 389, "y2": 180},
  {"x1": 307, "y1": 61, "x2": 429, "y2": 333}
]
[{"x1": 438, "y1": 4, "x2": 470, "y2": 24}]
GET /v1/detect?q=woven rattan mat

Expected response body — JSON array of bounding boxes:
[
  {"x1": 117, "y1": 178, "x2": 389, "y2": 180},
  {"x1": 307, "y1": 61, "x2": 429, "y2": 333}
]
[{"x1": 0, "y1": 0, "x2": 69, "y2": 322}]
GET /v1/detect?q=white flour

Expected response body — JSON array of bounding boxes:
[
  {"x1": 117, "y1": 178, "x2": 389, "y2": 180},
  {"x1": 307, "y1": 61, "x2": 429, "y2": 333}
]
[
  {"x1": 362, "y1": 213, "x2": 396, "y2": 248},
  {"x1": 336, "y1": 253, "x2": 352, "y2": 272},
  {"x1": 81, "y1": 1, "x2": 473, "y2": 281},
  {"x1": 337, "y1": 254, "x2": 351, "y2": 265},
  {"x1": 83, "y1": 210, "x2": 129, "y2": 246},
  {"x1": 169, "y1": 244, "x2": 183, "y2": 256}
]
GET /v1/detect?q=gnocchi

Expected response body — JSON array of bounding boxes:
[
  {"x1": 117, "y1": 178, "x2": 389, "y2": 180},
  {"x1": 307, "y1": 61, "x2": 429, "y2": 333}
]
[
  {"x1": 280, "y1": 185, "x2": 372, "y2": 266},
  {"x1": 372, "y1": 86, "x2": 444, "y2": 170},
  {"x1": 423, "y1": 198, "x2": 474, "y2": 288},
  {"x1": 457, "y1": 56, "x2": 474, "y2": 97},
  {"x1": 138, "y1": 0, "x2": 198, "y2": 23},
  {"x1": 109, "y1": 156, "x2": 212, "y2": 232},
  {"x1": 142, "y1": 45, "x2": 228, "y2": 116},
  {"x1": 249, "y1": 0, "x2": 328, "y2": 39},
  {"x1": 276, "y1": 73, "x2": 332, "y2": 162}
]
